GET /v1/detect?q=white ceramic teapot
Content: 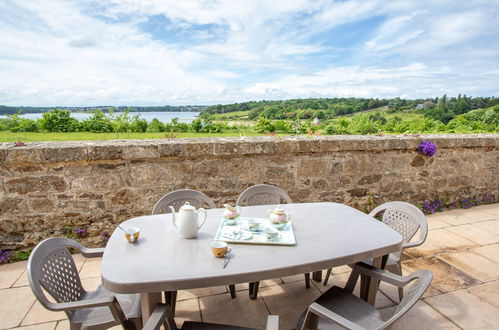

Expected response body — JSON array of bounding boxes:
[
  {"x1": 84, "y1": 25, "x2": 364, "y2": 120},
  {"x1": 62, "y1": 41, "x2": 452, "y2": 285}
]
[
  {"x1": 169, "y1": 202, "x2": 207, "y2": 238},
  {"x1": 268, "y1": 205, "x2": 290, "y2": 229}
]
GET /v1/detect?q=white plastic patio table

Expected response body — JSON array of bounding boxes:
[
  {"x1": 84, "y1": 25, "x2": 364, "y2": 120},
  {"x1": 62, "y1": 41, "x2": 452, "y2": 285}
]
[{"x1": 101, "y1": 202, "x2": 403, "y2": 323}]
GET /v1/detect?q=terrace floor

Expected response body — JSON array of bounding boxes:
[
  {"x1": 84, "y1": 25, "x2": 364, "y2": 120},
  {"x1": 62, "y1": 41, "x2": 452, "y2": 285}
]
[{"x1": 1, "y1": 204, "x2": 498, "y2": 330}]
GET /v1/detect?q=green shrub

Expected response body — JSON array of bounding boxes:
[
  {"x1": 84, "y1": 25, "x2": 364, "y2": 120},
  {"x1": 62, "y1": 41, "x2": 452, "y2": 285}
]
[
  {"x1": 5, "y1": 114, "x2": 39, "y2": 132},
  {"x1": 39, "y1": 109, "x2": 78, "y2": 132},
  {"x1": 79, "y1": 110, "x2": 113, "y2": 132},
  {"x1": 130, "y1": 115, "x2": 148, "y2": 132},
  {"x1": 147, "y1": 118, "x2": 165, "y2": 132}
]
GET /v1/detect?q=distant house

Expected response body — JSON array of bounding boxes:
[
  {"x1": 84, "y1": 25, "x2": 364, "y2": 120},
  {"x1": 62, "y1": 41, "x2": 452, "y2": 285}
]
[
  {"x1": 415, "y1": 101, "x2": 435, "y2": 110},
  {"x1": 312, "y1": 117, "x2": 320, "y2": 125}
]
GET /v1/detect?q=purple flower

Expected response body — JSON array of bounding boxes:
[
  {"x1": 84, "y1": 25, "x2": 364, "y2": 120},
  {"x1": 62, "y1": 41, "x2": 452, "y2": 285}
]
[
  {"x1": 482, "y1": 193, "x2": 494, "y2": 204},
  {"x1": 421, "y1": 199, "x2": 443, "y2": 214},
  {"x1": 0, "y1": 250, "x2": 12, "y2": 265},
  {"x1": 75, "y1": 228, "x2": 87, "y2": 238},
  {"x1": 417, "y1": 140, "x2": 437, "y2": 157},
  {"x1": 460, "y1": 198, "x2": 473, "y2": 209},
  {"x1": 100, "y1": 232, "x2": 110, "y2": 247}
]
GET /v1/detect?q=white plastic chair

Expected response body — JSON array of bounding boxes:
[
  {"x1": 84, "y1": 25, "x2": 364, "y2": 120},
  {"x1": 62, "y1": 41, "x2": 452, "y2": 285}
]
[
  {"x1": 27, "y1": 237, "x2": 141, "y2": 330},
  {"x1": 152, "y1": 189, "x2": 216, "y2": 214},
  {"x1": 236, "y1": 184, "x2": 292, "y2": 206},
  {"x1": 236, "y1": 184, "x2": 308, "y2": 298},
  {"x1": 143, "y1": 304, "x2": 278, "y2": 330},
  {"x1": 299, "y1": 263, "x2": 432, "y2": 330},
  {"x1": 323, "y1": 201, "x2": 428, "y2": 301}
]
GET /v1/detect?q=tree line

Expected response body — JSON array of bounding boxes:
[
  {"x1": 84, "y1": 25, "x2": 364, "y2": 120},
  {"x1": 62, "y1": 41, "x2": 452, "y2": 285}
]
[
  {"x1": 0, "y1": 105, "x2": 206, "y2": 115},
  {"x1": 204, "y1": 96, "x2": 499, "y2": 122}
]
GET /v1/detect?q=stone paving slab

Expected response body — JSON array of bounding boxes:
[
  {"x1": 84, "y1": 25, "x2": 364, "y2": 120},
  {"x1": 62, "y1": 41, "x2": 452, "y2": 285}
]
[
  {"x1": 446, "y1": 223, "x2": 499, "y2": 245},
  {"x1": 0, "y1": 203, "x2": 498, "y2": 330},
  {"x1": 379, "y1": 301, "x2": 459, "y2": 329},
  {"x1": 425, "y1": 289, "x2": 499, "y2": 329},
  {"x1": 438, "y1": 251, "x2": 499, "y2": 282},
  {"x1": 467, "y1": 280, "x2": 499, "y2": 309}
]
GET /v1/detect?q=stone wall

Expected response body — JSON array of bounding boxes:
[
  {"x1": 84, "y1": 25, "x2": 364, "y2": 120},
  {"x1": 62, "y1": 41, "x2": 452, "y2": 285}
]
[{"x1": 0, "y1": 134, "x2": 497, "y2": 249}]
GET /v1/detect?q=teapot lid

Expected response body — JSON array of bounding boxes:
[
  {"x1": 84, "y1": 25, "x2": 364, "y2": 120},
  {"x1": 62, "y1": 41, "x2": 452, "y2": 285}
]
[
  {"x1": 224, "y1": 203, "x2": 237, "y2": 212},
  {"x1": 180, "y1": 202, "x2": 196, "y2": 211},
  {"x1": 272, "y1": 205, "x2": 285, "y2": 214}
]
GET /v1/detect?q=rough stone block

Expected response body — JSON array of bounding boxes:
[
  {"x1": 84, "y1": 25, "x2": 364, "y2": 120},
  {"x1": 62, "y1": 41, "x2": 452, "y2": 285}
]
[{"x1": 5, "y1": 176, "x2": 67, "y2": 194}]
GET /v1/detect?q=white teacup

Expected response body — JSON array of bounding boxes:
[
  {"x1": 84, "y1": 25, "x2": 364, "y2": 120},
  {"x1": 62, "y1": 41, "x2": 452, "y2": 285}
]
[
  {"x1": 124, "y1": 227, "x2": 140, "y2": 243},
  {"x1": 264, "y1": 227, "x2": 279, "y2": 241},
  {"x1": 248, "y1": 219, "x2": 260, "y2": 231}
]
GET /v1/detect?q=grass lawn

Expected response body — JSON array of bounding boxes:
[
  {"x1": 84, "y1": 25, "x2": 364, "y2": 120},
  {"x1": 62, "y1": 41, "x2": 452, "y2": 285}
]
[
  {"x1": 0, "y1": 130, "x2": 263, "y2": 142},
  {"x1": 212, "y1": 110, "x2": 252, "y2": 120}
]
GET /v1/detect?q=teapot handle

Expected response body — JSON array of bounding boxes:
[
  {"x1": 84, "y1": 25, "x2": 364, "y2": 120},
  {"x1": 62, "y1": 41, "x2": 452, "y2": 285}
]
[
  {"x1": 169, "y1": 206, "x2": 177, "y2": 229},
  {"x1": 197, "y1": 208, "x2": 207, "y2": 230}
]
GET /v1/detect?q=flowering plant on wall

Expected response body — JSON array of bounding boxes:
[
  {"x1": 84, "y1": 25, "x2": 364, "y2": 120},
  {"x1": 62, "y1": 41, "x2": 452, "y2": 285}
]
[{"x1": 417, "y1": 140, "x2": 437, "y2": 157}]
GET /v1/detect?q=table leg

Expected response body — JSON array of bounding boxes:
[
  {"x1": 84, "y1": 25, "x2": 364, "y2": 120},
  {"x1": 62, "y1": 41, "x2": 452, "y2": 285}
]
[
  {"x1": 250, "y1": 281, "x2": 259, "y2": 300},
  {"x1": 312, "y1": 271, "x2": 322, "y2": 282},
  {"x1": 362, "y1": 255, "x2": 388, "y2": 305},
  {"x1": 140, "y1": 292, "x2": 162, "y2": 326}
]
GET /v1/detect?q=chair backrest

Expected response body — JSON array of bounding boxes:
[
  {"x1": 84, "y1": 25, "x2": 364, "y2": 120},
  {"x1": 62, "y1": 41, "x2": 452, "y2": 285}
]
[
  {"x1": 384, "y1": 270, "x2": 433, "y2": 328},
  {"x1": 236, "y1": 184, "x2": 293, "y2": 206},
  {"x1": 369, "y1": 201, "x2": 428, "y2": 246},
  {"x1": 27, "y1": 238, "x2": 86, "y2": 315},
  {"x1": 152, "y1": 189, "x2": 216, "y2": 214}
]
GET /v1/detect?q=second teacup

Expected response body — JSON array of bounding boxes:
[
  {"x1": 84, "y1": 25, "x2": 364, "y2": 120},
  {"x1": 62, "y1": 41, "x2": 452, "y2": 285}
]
[
  {"x1": 264, "y1": 227, "x2": 279, "y2": 241},
  {"x1": 248, "y1": 219, "x2": 260, "y2": 231},
  {"x1": 210, "y1": 241, "x2": 231, "y2": 258},
  {"x1": 124, "y1": 227, "x2": 140, "y2": 243}
]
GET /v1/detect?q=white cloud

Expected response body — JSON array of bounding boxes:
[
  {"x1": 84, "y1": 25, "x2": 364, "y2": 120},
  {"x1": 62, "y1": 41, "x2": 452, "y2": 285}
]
[{"x1": 0, "y1": 0, "x2": 498, "y2": 106}]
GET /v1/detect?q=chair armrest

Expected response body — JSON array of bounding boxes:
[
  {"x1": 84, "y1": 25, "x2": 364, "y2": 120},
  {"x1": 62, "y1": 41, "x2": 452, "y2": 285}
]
[
  {"x1": 404, "y1": 241, "x2": 422, "y2": 249},
  {"x1": 303, "y1": 303, "x2": 365, "y2": 330},
  {"x1": 79, "y1": 247, "x2": 105, "y2": 258},
  {"x1": 265, "y1": 315, "x2": 279, "y2": 330},
  {"x1": 48, "y1": 296, "x2": 128, "y2": 326},
  {"x1": 352, "y1": 262, "x2": 412, "y2": 287},
  {"x1": 47, "y1": 296, "x2": 116, "y2": 311}
]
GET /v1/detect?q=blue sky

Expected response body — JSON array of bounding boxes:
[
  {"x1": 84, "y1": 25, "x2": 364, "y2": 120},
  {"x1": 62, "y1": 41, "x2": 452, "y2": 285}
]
[{"x1": 1, "y1": 0, "x2": 498, "y2": 106}]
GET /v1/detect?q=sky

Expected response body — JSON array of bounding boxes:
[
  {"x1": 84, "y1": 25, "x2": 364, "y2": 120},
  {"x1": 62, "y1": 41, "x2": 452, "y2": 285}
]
[{"x1": 1, "y1": 0, "x2": 499, "y2": 106}]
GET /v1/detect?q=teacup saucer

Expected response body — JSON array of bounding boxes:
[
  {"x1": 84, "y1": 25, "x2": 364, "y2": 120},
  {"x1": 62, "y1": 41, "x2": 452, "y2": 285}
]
[{"x1": 222, "y1": 228, "x2": 252, "y2": 240}]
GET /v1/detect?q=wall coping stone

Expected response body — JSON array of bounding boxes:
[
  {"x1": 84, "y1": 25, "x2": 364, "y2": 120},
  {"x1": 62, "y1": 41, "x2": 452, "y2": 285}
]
[{"x1": 0, "y1": 134, "x2": 496, "y2": 164}]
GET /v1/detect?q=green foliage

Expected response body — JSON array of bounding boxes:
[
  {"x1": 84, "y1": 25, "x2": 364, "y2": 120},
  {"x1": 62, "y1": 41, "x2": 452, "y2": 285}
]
[
  {"x1": 130, "y1": 114, "x2": 148, "y2": 132},
  {"x1": 348, "y1": 114, "x2": 379, "y2": 134},
  {"x1": 111, "y1": 110, "x2": 132, "y2": 133},
  {"x1": 6, "y1": 113, "x2": 39, "y2": 132},
  {"x1": 79, "y1": 110, "x2": 113, "y2": 132},
  {"x1": 254, "y1": 118, "x2": 275, "y2": 133},
  {"x1": 39, "y1": 109, "x2": 78, "y2": 132},
  {"x1": 164, "y1": 118, "x2": 190, "y2": 132},
  {"x1": 147, "y1": 118, "x2": 165, "y2": 132},
  {"x1": 11, "y1": 250, "x2": 31, "y2": 262}
]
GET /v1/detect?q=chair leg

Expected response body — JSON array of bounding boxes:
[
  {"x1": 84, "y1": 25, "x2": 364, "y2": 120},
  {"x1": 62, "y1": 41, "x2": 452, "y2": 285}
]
[
  {"x1": 250, "y1": 281, "x2": 259, "y2": 300},
  {"x1": 304, "y1": 273, "x2": 310, "y2": 289},
  {"x1": 164, "y1": 291, "x2": 177, "y2": 316},
  {"x1": 229, "y1": 284, "x2": 236, "y2": 298},
  {"x1": 393, "y1": 261, "x2": 404, "y2": 301},
  {"x1": 323, "y1": 268, "x2": 332, "y2": 286}
]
